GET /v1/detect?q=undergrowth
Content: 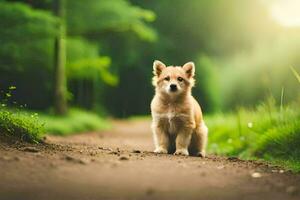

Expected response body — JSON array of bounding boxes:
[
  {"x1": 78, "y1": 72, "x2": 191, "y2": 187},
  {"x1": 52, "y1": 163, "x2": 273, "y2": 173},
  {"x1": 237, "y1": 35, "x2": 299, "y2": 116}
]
[
  {"x1": 0, "y1": 108, "x2": 44, "y2": 143},
  {"x1": 36, "y1": 108, "x2": 110, "y2": 135},
  {"x1": 206, "y1": 99, "x2": 300, "y2": 172}
]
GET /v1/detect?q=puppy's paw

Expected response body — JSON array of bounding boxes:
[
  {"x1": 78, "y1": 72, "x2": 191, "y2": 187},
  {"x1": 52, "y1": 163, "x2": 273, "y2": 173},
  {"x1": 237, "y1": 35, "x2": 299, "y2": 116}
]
[
  {"x1": 154, "y1": 147, "x2": 168, "y2": 154},
  {"x1": 174, "y1": 149, "x2": 189, "y2": 156},
  {"x1": 196, "y1": 151, "x2": 206, "y2": 158}
]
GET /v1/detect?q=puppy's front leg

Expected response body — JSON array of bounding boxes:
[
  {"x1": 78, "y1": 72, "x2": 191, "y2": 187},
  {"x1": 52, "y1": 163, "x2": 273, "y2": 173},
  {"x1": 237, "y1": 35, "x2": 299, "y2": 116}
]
[
  {"x1": 174, "y1": 130, "x2": 192, "y2": 156},
  {"x1": 152, "y1": 124, "x2": 169, "y2": 154},
  {"x1": 194, "y1": 123, "x2": 208, "y2": 157}
]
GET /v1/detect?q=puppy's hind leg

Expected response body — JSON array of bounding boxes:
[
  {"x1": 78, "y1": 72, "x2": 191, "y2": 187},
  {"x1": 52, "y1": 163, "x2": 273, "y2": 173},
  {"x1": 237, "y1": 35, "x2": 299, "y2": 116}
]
[
  {"x1": 152, "y1": 124, "x2": 169, "y2": 154},
  {"x1": 194, "y1": 122, "x2": 208, "y2": 157}
]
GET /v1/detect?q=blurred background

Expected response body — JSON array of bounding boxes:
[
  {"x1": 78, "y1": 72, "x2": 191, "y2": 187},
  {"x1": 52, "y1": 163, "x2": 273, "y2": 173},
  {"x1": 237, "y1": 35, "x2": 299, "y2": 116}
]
[{"x1": 1, "y1": 0, "x2": 300, "y2": 117}]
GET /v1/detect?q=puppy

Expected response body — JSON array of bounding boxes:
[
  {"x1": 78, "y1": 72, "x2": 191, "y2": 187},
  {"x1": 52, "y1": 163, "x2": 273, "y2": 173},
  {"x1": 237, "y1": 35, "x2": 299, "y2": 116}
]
[{"x1": 151, "y1": 60, "x2": 208, "y2": 157}]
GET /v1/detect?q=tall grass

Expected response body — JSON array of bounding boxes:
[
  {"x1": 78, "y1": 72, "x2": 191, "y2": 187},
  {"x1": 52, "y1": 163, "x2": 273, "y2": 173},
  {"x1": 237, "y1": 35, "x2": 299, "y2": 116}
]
[
  {"x1": 291, "y1": 66, "x2": 300, "y2": 84},
  {"x1": 206, "y1": 99, "x2": 300, "y2": 171}
]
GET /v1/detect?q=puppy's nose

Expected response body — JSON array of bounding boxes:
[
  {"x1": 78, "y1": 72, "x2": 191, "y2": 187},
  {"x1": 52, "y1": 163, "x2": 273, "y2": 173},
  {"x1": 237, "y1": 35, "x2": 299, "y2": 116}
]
[{"x1": 170, "y1": 84, "x2": 177, "y2": 92}]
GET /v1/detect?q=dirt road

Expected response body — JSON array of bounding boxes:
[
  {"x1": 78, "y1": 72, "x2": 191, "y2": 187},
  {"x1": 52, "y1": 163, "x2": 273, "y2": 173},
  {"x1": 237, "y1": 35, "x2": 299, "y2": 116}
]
[{"x1": 0, "y1": 119, "x2": 300, "y2": 200}]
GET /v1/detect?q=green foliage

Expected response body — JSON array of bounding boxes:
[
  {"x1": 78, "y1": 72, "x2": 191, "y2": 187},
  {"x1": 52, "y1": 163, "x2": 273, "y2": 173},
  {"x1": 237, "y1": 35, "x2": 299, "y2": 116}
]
[
  {"x1": 66, "y1": 37, "x2": 99, "y2": 61},
  {"x1": 134, "y1": 0, "x2": 276, "y2": 60},
  {"x1": 219, "y1": 39, "x2": 300, "y2": 110},
  {"x1": 0, "y1": 2, "x2": 58, "y2": 42},
  {"x1": 207, "y1": 100, "x2": 300, "y2": 171},
  {"x1": 256, "y1": 120, "x2": 300, "y2": 158},
  {"x1": 1, "y1": 0, "x2": 300, "y2": 119},
  {"x1": 0, "y1": 107, "x2": 109, "y2": 140},
  {"x1": 0, "y1": 1, "x2": 58, "y2": 109},
  {"x1": 36, "y1": 108, "x2": 110, "y2": 135},
  {"x1": 7, "y1": 0, "x2": 53, "y2": 10},
  {"x1": 102, "y1": 0, "x2": 276, "y2": 117},
  {"x1": 66, "y1": 38, "x2": 118, "y2": 86},
  {"x1": 194, "y1": 55, "x2": 220, "y2": 113},
  {"x1": 0, "y1": 108, "x2": 44, "y2": 143},
  {"x1": 66, "y1": 0, "x2": 157, "y2": 41},
  {"x1": 0, "y1": 0, "x2": 155, "y2": 113}
]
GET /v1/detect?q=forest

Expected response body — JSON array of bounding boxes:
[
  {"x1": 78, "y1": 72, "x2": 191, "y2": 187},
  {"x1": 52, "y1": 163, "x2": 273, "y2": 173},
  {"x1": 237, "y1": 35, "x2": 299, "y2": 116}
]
[
  {"x1": 1, "y1": 0, "x2": 300, "y2": 171},
  {"x1": 1, "y1": 1, "x2": 300, "y2": 199}
]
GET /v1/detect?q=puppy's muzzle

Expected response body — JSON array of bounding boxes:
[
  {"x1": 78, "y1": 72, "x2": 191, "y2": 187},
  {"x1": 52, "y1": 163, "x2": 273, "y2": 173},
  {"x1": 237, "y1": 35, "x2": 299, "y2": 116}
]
[{"x1": 170, "y1": 84, "x2": 178, "y2": 92}]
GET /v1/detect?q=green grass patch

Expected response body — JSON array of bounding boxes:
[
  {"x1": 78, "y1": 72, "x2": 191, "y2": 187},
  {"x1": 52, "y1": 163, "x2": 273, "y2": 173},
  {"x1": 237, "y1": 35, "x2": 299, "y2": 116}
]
[
  {"x1": 0, "y1": 107, "x2": 110, "y2": 141},
  {"x1": 36, "y1": 108, "x2": 110, "y2": 135},
  {"x1": 0, "y1": 109, "x2": 44, "y2": 143},
  {"x1": 128, "y1": 115, "x2": 151, "y2": 121},
  {"x1": 206, "y1": 99, "x2": 300, "y2": 172}
]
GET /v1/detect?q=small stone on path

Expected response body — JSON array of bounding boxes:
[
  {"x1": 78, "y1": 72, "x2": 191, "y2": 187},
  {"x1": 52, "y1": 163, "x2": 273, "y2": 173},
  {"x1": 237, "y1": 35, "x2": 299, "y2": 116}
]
[
  {"x1": 251, "y1": 172, "x2": 262, "y2": 178},
  {"x1": 217, "y1": 165, "x2": 225, "y2": 170},
  {"x1": 227, "y1": 156, "x2": 240, "y2": 162},
  {"x1": 109, "y1": 151, "x2": 119, "y2": 155},
  {"x1": 119, "y1": 156, "x2": 129, "y2": 161},
  {"x1": 79, "y1": 158, "x2": 90, "y2": 165},
  {"x1": 65, "y1": 155, "x2": 76, "y2": 161},
  {"x1": 98, "y1": 147, "x2": 113, "y2": 151},
  {"x1": 64, "y1": 155, "x2": 90, "y2": 165},
  {"x1": 20, "y1": 147, "x2": 39, "y2": 153}
]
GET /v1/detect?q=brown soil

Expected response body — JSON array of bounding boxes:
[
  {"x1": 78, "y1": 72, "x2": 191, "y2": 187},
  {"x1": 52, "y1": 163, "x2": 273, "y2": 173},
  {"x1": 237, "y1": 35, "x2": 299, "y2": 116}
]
[{"x1": 0, "y1": 119, "x2": 300, "y2": 200}]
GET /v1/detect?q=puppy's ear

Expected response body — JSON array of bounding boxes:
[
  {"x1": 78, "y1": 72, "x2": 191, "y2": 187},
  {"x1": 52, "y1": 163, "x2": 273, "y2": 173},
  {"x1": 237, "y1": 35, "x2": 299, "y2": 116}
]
[
  {"x1": 182, "y1": 62, "x2": 195, "y2": 78},
  {"x1": 153, "y1": 60, "x2": 166, "y2": 76}
]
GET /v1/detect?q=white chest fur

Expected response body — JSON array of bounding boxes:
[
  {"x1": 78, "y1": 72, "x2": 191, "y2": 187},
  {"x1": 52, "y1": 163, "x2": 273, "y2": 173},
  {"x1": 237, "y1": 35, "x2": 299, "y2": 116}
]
[{"x1": 152, "y1": 112, "x2": 189, "y2": 134}]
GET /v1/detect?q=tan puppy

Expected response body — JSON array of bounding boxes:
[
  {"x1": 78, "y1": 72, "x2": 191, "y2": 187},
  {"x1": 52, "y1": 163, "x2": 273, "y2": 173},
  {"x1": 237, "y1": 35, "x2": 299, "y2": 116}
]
[{"x1": 151, "y1": 60, "x2": 208, "y2": 157}]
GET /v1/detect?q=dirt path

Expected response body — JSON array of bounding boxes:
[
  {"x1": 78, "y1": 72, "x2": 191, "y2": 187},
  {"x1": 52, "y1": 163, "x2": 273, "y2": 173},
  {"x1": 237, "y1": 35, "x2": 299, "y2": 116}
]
[{"x1": 0, "y1": 119, "x2": 300, "y2": 200}]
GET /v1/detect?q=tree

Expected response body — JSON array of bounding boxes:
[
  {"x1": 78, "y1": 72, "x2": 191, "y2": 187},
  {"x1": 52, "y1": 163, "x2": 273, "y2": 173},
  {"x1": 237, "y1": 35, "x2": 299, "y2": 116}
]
[{"x1": 53, "y1": 0, "x2": 67, "y2": 115}]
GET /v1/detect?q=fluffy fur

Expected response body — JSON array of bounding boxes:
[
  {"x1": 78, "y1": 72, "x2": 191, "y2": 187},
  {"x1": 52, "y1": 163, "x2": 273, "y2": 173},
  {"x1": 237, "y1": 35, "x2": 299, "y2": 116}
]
[{"x1": 150, "y1": 60, "x2": 208, "y2": 157}]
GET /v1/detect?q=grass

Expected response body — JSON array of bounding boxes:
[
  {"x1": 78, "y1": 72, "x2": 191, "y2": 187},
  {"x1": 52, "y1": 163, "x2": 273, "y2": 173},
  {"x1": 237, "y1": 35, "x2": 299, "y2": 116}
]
[
  {"x1": 0, "y1": 107, "x2": 110, "y2": 143},
  {"x1": 291, "y1": 66, "x2": 300, "y2": 84},
  {"x1": 37, "y1": 108, "x2": 110, "y2": 135},
  {"x1": 206, "y1": 99, "x2": 300, "y2": 172},
  {"x1": 128, "y1": 115, "x2": 151, "y2": 121},
  {"x1": 0, "y1": 108, "x2": 44, "y2": 143}
]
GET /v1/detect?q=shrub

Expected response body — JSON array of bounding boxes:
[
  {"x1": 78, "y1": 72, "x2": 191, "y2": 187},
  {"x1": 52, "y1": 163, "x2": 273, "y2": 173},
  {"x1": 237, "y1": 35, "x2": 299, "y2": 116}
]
[{"x1": 0, "y1": 108, "x2": 44, "y2": 143}]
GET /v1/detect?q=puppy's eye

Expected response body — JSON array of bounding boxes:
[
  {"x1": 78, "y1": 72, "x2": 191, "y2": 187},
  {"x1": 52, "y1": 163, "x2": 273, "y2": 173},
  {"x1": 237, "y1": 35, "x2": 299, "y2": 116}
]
[
  {"x1": 177, "y1": 77, "x2": 183, "y2": 82},
  {"x1": 164, "y1": 76, "x2": 170, "y2": 81}
]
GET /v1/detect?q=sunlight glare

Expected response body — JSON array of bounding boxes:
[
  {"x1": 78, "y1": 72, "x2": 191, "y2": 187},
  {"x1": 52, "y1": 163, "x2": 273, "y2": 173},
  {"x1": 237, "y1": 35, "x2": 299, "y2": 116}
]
[{"x1": 270, "y1": 0, "x2": 300, "y2": 27}]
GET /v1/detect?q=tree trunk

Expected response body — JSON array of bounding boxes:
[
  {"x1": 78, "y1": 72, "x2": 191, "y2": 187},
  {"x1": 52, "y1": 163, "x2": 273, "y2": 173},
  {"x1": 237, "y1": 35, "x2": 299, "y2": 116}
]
[{"x1": 53, "y1": 0, "x2": 67, "y2": 115}]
